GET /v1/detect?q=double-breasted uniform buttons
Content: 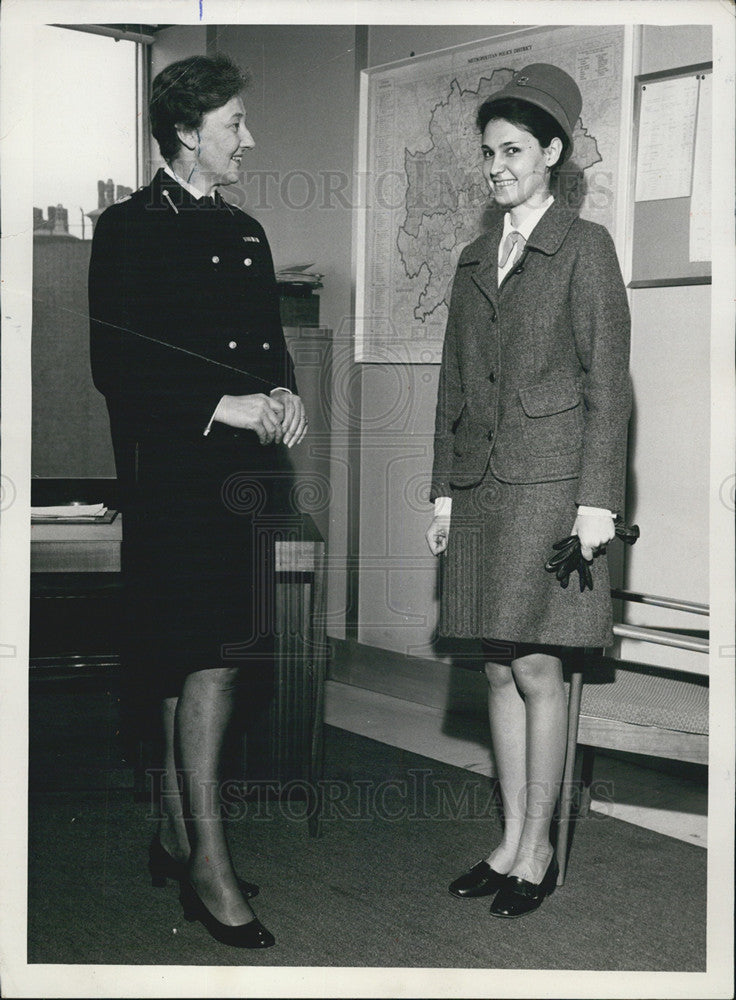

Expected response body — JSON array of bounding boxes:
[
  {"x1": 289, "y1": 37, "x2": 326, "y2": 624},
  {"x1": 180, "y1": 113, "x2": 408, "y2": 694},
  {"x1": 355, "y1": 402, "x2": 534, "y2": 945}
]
[
  {"x1": 211, "y1": 255, "x2": 220, "y2": 264},
  {"x1": 228, "y1": 341, "x2": 237, "y2": 350},
  {"x1": 262, "y1": 342, "x2": 270, "y2": 351},
  {"x1": 244, "y1": 258, "x2": 252, "y2": 267}
]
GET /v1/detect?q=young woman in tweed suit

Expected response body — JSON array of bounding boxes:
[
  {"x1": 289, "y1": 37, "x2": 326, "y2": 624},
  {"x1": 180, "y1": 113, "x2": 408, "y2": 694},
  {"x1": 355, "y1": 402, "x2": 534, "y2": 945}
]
[{"x1": 426, "y1": 64, "x2": 631, "y2": 918}]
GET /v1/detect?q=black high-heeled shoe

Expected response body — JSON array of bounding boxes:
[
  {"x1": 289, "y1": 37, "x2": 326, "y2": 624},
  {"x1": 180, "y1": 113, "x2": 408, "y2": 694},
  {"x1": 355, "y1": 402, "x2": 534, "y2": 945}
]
[
  {"x1": 489, "y1": 854, "x2": 559, "y2": 918},
  {"x1": 179, "y1": 878, "x2": 275, "y2": 948},
  {"x1": 148, "y1": 836, "x2": 259, "y2": 899}
]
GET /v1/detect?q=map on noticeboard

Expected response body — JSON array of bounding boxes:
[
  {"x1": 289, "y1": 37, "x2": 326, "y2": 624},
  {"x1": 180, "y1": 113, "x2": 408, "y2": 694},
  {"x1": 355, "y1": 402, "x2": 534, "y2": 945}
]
[{"x1": 355, "y1": 24, "x2": 632, "y2": 363}]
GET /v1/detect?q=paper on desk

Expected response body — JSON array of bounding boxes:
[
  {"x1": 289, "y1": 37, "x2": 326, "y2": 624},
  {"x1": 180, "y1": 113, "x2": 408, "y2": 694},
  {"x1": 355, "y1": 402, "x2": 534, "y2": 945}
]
[
  {"x1": 276, "y1": 262, "x2": 314, "y2": 273},
  {"x1": 31, "y1": 503, "x2": 107, "y2": 518},
  {"x1": 276, "y1": 262, "x2": 324, "y2": 285}
]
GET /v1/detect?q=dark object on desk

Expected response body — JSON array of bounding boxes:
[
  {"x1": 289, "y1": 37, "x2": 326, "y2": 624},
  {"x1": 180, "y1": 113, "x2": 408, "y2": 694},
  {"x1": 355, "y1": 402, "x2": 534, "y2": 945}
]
[
  {"x1": 31, "y1": 477, "x2": 120, "y2": 510},
  {"x1": 544, "y1": 517, "x2": 640, "y2": 592},
  {"x1": 278, "y1": 285, "x2": 320, "y2": 327}
]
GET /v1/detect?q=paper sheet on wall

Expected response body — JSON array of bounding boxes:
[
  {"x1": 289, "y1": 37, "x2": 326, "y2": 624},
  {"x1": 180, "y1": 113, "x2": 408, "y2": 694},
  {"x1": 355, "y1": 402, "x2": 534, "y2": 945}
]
[
  {"x1": 689, "y1": 74, "x2": 711, "y2": 262},
  {"x1": 635, "y1": 75, "x2": 699, "y2": 201}
]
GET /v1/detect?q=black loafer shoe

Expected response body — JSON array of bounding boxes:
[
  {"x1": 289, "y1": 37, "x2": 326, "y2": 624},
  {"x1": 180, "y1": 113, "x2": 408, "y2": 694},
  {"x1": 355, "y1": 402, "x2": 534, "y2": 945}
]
[
  {"x1": 489, "y1": 855, "x2": 559, "y2": 918},
  {"x1": 449, "y1": 860, "x2": 509, "y2": 898}
]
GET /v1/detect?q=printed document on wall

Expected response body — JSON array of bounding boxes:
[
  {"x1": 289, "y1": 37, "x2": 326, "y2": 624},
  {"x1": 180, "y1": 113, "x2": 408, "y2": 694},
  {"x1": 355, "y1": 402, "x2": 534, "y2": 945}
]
[
  {"x1": 635, "y1": 75, "x2": 698, "y2": 202},
  {"x1": 689, "y1": 74, "x2": 711, "y2": 263}
]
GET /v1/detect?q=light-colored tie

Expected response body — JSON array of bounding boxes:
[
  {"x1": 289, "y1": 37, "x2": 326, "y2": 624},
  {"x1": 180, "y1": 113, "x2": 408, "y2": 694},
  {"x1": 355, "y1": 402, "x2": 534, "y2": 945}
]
[{"x1": 499, "y1": 230, "x2": 526, "y2": 269}]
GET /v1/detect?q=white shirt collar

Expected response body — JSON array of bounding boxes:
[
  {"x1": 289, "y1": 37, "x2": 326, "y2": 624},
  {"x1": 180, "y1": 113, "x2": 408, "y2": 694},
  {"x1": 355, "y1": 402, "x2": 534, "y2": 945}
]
[
  {"x1": 501, "y1": 194, "x2": 554, "y2": 245},
  {"x1": 163, "y1": 163, "x2": 214, "y2": 201}
]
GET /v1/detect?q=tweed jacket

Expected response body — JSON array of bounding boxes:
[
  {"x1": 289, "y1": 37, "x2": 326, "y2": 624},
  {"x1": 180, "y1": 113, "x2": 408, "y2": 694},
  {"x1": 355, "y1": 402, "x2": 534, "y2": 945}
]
[{"x1": 431, "y1": 198, "x2": 631, "y2": 513}]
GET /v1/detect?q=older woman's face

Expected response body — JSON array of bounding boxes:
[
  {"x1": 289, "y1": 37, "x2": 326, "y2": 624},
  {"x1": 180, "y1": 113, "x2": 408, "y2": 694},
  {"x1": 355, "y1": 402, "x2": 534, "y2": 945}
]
[
  {"x1": 481, "y1": 118, "x2": 558, "y2": 210},
  {"x1": 195, "y1": 95, "x2": 255, "y2": 186}
]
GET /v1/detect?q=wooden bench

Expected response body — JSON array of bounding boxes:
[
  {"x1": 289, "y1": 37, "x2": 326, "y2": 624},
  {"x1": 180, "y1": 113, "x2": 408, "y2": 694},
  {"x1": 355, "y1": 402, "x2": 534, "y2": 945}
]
[{"x1": 556, "y1": 592, "x2": 709, "y2": 884}]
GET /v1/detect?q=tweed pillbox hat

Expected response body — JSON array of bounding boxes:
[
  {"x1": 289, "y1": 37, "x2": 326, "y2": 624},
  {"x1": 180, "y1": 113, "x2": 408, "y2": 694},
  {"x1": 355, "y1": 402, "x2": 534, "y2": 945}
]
[{"x1": 491, "y1": 63, "x2": 582, "y2": 148}]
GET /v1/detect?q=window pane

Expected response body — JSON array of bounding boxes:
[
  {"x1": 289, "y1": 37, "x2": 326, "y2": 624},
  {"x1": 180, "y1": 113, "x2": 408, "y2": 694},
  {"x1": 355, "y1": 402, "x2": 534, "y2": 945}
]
[
  {"x1": 32, "y1": 25, "x2": 139, "y2": 478},
  {"x1": 33, "y1": 25, "x2": 137, "y2": 240}
]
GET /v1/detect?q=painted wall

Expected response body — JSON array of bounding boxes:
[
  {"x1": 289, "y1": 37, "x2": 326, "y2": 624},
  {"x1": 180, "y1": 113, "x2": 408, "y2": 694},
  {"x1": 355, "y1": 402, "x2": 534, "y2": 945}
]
[
  {"x1": 31, "y1": 239, "x2": 114, "y2": 478},
  {"x1": 616, "y1": 20, "x2": 713, "y2": 672}
]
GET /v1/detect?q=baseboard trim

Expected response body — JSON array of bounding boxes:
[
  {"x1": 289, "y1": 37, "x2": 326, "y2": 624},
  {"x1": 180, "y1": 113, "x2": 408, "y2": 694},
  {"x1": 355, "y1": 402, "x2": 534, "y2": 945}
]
[
  {"x1": 328, "y1": 636, "x2": 488, "y2": 716},
  {"x1": 327, "y1": 638, "x2": 709, "y2": 781}
]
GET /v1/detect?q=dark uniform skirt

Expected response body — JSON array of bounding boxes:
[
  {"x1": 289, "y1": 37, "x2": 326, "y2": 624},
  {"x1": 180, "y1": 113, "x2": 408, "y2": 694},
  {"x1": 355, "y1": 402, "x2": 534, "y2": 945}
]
[
  {"x1": 118, "y1": 423, "x2": 297, "y2": 737},
  {"x1": 439, "y1": 463, "x2": 614, "y2": 651}
]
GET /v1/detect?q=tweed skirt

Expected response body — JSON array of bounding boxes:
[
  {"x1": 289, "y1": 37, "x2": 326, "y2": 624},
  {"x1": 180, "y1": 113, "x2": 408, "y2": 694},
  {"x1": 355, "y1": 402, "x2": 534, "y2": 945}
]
[{"x1": 438, "y1": 462, "x2": 614, "y2": 648}]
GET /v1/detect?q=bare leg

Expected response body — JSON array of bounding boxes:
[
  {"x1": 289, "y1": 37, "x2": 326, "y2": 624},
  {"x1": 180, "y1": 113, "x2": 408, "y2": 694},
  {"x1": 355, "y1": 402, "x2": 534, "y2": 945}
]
[
  {"x1": 484, "y1": 660, "x2": 528, "y2": 874},
  {"x1": 509, "y1": 652, "x2": 567, "y2": 883},
  {"x1": 176, "y1": 665, "x2": 254, "y2": 926},
  {"x1": 157, "y1": 696, "x2": 189, "y2": 862}
]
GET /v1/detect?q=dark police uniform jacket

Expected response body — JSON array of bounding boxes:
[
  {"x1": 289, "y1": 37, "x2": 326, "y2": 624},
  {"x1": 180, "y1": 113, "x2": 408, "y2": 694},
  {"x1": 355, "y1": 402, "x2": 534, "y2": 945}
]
[{"x1": 89, "y1": 167, "x2": 297, "y2": 701}]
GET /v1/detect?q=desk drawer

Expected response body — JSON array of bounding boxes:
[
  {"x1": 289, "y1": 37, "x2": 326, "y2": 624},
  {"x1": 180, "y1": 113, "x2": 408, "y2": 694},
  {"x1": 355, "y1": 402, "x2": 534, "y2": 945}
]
[
  {"x1": 31, "y1": 540, "x2": 121, "y2": 573},
  {"x1": 31, "y1": 519, "x2": 122, "y2": 572}
]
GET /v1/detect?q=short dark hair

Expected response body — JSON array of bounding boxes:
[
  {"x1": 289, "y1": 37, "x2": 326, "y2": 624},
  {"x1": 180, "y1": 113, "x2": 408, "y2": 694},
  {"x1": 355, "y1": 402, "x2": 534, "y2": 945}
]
[
  {"x1": 475, "y1": 96, "x2": 571, "y2": 172},
  {"x1": 150, "y1": 54, "x2": 250, "y2": 162}
]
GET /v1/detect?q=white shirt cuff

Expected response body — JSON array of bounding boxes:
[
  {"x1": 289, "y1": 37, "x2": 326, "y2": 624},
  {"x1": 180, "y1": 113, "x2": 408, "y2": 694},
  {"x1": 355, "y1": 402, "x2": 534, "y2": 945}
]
[
  {"x1": 434, "y1": 496, "x2": 452, "y2": 517},
  {"x1": 271, "y1": 386, "x2": 292, "y2": 395},
  {"x1": 203, "y1": 402, "x2": 221, "y2": 437},
  {"x1": 577, "y1": 505, "x2": 616, "y2": 518}
]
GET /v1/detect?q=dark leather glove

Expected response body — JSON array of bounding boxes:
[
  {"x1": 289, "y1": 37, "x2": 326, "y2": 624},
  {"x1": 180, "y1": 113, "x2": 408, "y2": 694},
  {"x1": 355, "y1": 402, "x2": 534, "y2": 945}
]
[
  {"x1": 544, "y1": 535, "x2": 592, "y2": 592},
  {"x1": 614, "y1": 516, "x2": 640, "y2": 545},
  {"x1": 544, "y1": 518, "x2": 639, "y2": 592}
]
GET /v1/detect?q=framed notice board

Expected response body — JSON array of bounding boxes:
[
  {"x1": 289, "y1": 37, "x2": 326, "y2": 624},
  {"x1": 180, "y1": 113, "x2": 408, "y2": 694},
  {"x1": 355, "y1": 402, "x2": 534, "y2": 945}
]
[{"x1": 630, "y1": 62, "x2": 712, "y2": 288}]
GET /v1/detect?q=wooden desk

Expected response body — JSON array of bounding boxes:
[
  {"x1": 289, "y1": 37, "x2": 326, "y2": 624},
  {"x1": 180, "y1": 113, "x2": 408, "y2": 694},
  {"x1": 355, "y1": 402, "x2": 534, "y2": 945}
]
[
  {"x1": 30, "y1": 517, "x2": 124, "y2": 669},
  {"x1": 31, "y1": 516, "x2": 123, "y2": 573},
  {"x1": 30, "y1": 514, "x2": 328, "y2": 835}
]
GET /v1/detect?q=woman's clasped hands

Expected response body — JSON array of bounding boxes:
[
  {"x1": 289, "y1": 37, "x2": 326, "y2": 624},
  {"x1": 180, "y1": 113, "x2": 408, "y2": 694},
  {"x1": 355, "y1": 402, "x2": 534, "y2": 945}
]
[{"x1": 214, "y1": 390, "x2": 308, "y2": 447}]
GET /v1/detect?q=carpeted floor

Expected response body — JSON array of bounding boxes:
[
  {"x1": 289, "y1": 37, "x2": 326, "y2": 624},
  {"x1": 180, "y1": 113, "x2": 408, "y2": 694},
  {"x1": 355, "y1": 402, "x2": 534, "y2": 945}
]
[{"x1": 28, "y1": 729, "x2": 706, "y2": 969}]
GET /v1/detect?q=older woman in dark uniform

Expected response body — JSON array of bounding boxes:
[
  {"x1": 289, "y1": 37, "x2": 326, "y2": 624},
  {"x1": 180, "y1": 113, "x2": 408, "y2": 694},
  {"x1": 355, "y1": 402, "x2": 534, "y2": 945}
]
[
  {"x1": 426, "y1": 65, "x2": 631, "y2": 918},
  {"x1": 89, "y1": 55, "x2": 306, "y2": 948}
]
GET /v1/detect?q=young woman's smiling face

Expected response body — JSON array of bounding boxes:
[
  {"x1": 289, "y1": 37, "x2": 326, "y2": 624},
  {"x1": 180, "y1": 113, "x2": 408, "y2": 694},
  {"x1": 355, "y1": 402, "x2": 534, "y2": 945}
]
[{"x1": 481, "y1": 118, "x2": 561, "y2": 212}]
